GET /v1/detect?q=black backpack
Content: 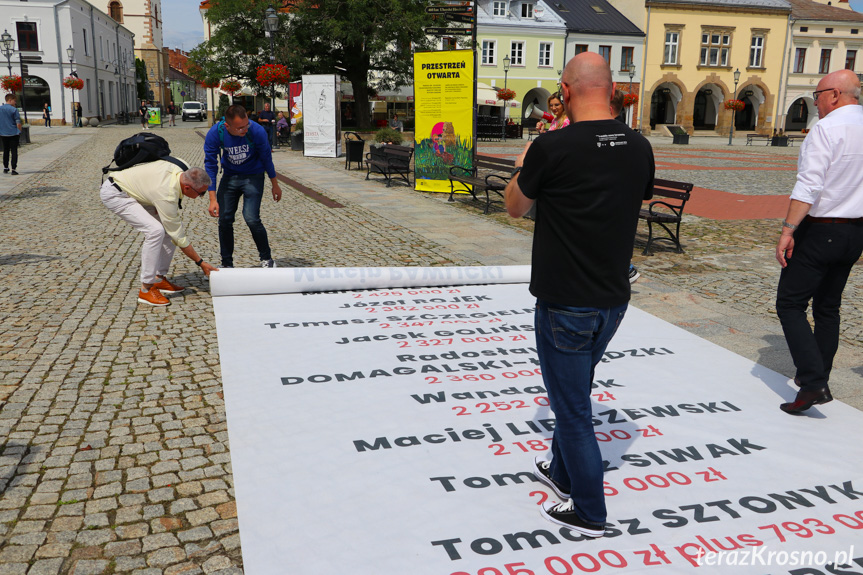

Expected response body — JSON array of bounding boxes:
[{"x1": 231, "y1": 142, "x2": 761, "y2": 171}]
[{"x1": 102, "y1": 132, "x2": 188, "y2": 175}]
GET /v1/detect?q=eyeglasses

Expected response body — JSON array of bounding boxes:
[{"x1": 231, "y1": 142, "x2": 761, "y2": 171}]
[{"x1": 813, "y1": 88, "x2": 837, "y2": 101}]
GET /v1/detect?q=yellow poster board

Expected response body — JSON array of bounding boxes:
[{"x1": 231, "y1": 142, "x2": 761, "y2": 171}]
[
  {"x1": 147, "y1": 108, "x2": 161, "y2": 126},
  {"x1": 413, "y1": 50, "x2": 474, "y2": 194}
]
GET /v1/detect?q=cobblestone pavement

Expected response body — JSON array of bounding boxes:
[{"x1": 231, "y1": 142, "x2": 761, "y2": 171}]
[{"x1": 0, "y1": 126, "x2": 860, "y2": 574}]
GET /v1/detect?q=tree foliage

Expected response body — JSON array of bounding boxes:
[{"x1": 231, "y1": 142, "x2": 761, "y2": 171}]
[
  {"x1": 135, "y1": 58, "x2": 148, "y2": 100},
  {"x1": 191, "y1": 0, "x2": 437, "y2": 128},
  {"x1": 188, "y1": 0, "x2": 282, "y2": 92},
  {"x1": 286, "y1": 0, "x2": 436, "y2": 128}
]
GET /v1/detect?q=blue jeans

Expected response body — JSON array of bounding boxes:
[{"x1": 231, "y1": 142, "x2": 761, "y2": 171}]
[
  {"x1": 534, "y1": 299, "x2": 628, "y2": 525},
  {"x1": 217, "y1": 172, "x2": 271, "y2": 267}
]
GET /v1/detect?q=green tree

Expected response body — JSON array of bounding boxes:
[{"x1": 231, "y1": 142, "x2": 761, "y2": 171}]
[
  {"x1": 286, "y1": 0, "x2": 436, "y2": 129},
  {"x1": 135, "y1": 58, "x2": 148, "y2": 101},
  {"x1": 188, "y1": 0, "x2": 278, "y2": 94}
]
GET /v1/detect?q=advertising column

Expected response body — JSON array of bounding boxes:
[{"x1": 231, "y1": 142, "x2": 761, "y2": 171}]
[
  {"x1": 302, "y1": 74, "x2": 341, "y2": 158},
  {"x1": 414, "y1": 50, "x2": 474, "y2": 194}
]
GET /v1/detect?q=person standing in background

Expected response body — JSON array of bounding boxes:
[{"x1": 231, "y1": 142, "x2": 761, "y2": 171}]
[
  {"x1": 774, "y1": 69, "x2": 863, "y2": 415},
  {"x1": 1, "y1": 94, "x2": 22, "y2": 175}
]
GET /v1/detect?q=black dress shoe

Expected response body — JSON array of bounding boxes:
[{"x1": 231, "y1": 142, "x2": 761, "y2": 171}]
[{"x1": 780, "y1": 387, "x2": 833, "y2": 414}]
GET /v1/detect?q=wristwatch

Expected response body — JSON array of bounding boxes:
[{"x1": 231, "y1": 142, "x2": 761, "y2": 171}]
[
  {"x1": 782, "y1": 221, "x2": 798, "y2": 231},
  {"x1": 510, "y1": 166, "x2": 522, "y2": 178}
]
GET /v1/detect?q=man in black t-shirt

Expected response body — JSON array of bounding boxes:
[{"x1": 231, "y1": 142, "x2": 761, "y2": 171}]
[
  {"x1": 504, "y1": 52, "x2": 654, "y2": 538},
  {"x1": 140, "y1": 101, "x2": 149, "y2": 130}
]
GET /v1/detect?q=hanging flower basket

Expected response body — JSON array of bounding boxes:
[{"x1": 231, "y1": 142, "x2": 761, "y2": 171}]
[
  {"x1": 63, "y1": 76, "x2": 84, "y2": 90},
  {"x1": 256, "y1": 64, "x2": 290, "y2": 87},
  {"x1": 1, "y1": 75, "x2": 23, "y2": 93},
  {"x1": 220, "y1": 80, "x2": 242, "y2": 95},
  {"x1": 497, "y1": 88, "x2": 516, "y2": 101},
  {"x1": 623, "y1": 93, "x2": 638, "y2": 108},
  {"x1": 202, "y1": 79, "x2": 220, "y2": 89},
  {"x1": 724, "y1": 99, "x2": 745, "y2": 112}
]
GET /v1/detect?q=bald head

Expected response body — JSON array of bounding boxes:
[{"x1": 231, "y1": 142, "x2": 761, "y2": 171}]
[
  {"x1": 814, "y1": 69, "x2": 861, "y2": 117},
  {"x1": 833, "y1": 69, "x2": 861, "y2": 101},
  {"x1": 560, "y1": 52, "x2": 614, "y2": 123},
  {"x1": 562, "y1": 52, "x2": 613, "y2": 98}
]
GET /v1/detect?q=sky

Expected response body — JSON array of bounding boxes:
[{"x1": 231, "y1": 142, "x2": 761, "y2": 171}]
[
  {"x1": 161, "y1": 0, "x2": 206, "y2": 52},
  {"x1": 850, "y1": 0, "x2": 863, "y2": 12}
]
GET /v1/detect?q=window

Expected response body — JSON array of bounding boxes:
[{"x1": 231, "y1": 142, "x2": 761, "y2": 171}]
[
  {"x1": 700, "y1": 30, "x2": 730, "y2": 67},
  {"x1": 109, "y1": 1, "x2": 123, "y2": 22},
  {"x1": 83, "y1": 29, "x2": 88, "y2": 56},
  {"x1": 800, "y1": 26, "x2": 808, "y2": 32},
  {"x1": 538, "y1": 42, "x2": 553, "y2": 67},
  {"x1": 16, "y1": 22, "x2": 39, "y2": 52},
  {"x1": 825, "y1": 28, "x2": 833, "y2": 34},
  {"x1": 664, "y1": 31, "x2": 680, "y2": 65},
  {"x1": 852, "y1": 29, "x2": 859, "y2": 35},
  {"x1": 846, "y1": 50, "x2": 857, "y2": 70},
  {"x1": 493, "y1": 1, "x2": 507, "y2": 16},
  {"x1": 482, "y1": 40, "x2": 496, "y2": 65},
  {"x1": 442, "y1": 37, "x2": 457, "y2": 50},
  {"x1": 819, "y1": 48, "x2": 831, "y2": 74},
  {"x1": 510, "y1": 41, "x2": 524, "y2": 65},
  {"x1": 598, "y1": 46, "x2": 611, "y2": 64},
  {"x1": 794, "y1": 47, "x2": 806, "y2": 73},
  {"x1": 574, "y1": 44, "x2": 588, "y2": 55},
  {"x1": 620, "y1": 46, "x2": 634, "y2": 71},
  {"x1": 750, "y1": 36, "x2": 764, "y2": 67},
  {"x1": 521, "y1": 3, "x2": 534, "y2": 18},
  {"x1": 86, "y1": 79, "x2": 92, "y2": 109}
]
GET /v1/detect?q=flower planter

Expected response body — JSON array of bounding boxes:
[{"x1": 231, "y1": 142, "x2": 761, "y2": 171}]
[
  {"x1": 771, "y1": 136, "x2": 788, "y2": 147},
  {"x1": 672, "y1": 133, "x2": 689, "y2": 145}
]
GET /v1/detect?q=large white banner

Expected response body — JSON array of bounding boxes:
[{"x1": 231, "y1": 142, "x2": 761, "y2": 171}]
[
  {"x1": 302, "y1": 74, "x2": 341, "y2": 158},
  {"x1": 211, "y1": 267, "x2": 863, "y2": 575}
]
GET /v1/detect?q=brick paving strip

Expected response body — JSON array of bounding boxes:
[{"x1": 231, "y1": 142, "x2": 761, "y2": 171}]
[{"x1": 0, "y1": 127, "x2": 859, "y2": 575}]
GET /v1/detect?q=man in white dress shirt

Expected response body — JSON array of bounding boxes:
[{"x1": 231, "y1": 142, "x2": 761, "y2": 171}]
[{"x1": 775, "y1": 69, "x2": 863, "y2": 414}]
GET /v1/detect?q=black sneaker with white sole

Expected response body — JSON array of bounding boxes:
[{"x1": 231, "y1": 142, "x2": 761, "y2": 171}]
[
  {"x1": 629, "y1": 265, "x2": 640, "y2": 284},
  {"x1": 540, "y1": 500, "x2": 606, "y2": 537},
  {"x1": 533, "y1": 456, "x2": 570, "y2": 500}
]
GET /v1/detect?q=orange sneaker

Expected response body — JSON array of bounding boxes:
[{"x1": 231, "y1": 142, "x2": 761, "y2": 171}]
[
  {"x1": 137, "y1": 287, "x2": 170, "y2": 306},
  {"x1": 152, "y1": 277, "x2": 185, "y2": 293}
]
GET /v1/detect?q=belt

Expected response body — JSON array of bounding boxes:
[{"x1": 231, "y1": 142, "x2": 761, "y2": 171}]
[{"x1": 805, "y1": 216, "x2": 863, "y2": 224}]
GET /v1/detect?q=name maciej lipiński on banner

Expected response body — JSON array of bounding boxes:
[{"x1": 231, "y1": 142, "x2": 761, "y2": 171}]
[{"x1": 210, "y1": 267, "x2": 863, "y2": 574}]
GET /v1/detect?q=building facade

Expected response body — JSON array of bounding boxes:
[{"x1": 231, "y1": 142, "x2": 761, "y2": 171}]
[
  {"x1": 636, "y1": 0, "x2": 792, "y2": 135},
  {"x1": 476, "y1": 0, "x2": 567, "y2": 122},
  {"x1": 1, "y1": 0, "x2": 135, "y2": 124},
  {"x1": 781, "y1": 0, "x2": 863, "y2": 131},
  {"x1": 548, "y1": 0, "x2": 645, "y2": 128},
  {"x1": 106, "y1": 0, "x2": 171, "y2": 107}
]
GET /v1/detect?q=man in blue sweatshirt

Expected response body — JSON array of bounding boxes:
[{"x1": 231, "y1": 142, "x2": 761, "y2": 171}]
[{"x1": 204, "y1": 104, "x2": 282, "y2": 268}]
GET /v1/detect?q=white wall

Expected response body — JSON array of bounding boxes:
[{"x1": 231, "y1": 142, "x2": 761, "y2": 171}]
[{"x1": 0, "y1": 0, "x2": 135, "y2": 121}]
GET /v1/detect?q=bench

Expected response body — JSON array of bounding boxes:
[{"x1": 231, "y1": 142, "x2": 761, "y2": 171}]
[
  {"x1": 448, "y1": 154, "x2": 515, "y2": 214},
  {"x1": 787, "y1": 135, "x2": 806, "y2": 147},
  {"x1": 639, "y1": 178, "x2": 694, "y2": 255},
  {"x1": 365, "y1": 144, "x2": 413, "y2": 187},
  {"x1": 746, "y1": 134, "x2": 771, "y2": 146},
  {"x1": 527, "y1": 127, "x2": 539, "y2": 140}
]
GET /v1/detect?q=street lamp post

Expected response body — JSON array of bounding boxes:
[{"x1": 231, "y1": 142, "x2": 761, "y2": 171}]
[
  {"x1": 265, "y1": 7, "x2": 279, "y2": 149},
  {"x1": 502, "y1": 54, "x2": 510, "y2": 140},
  {"x1": 1, "y1": 30, "x2": 13, "y2": 76},
  {"x1": 728, "y1": 68, "x2": 741, "y2": 146},
  {"x1": 67, "y1": 46, "x2": 77, "y2": 127}
]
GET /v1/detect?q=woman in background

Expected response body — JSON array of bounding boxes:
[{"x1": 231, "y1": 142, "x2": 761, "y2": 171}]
[
  {"x1": 42, "y1": 103, "x2": 52, "y2": 128},
  {"x1": 536, "y1": 93, "x2": 568, "y2": 134}
]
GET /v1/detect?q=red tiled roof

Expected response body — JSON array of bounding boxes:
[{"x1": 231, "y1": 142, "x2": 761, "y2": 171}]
[{"x1": 786, "y1": 0, "x2": 863, "y2": 21}]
